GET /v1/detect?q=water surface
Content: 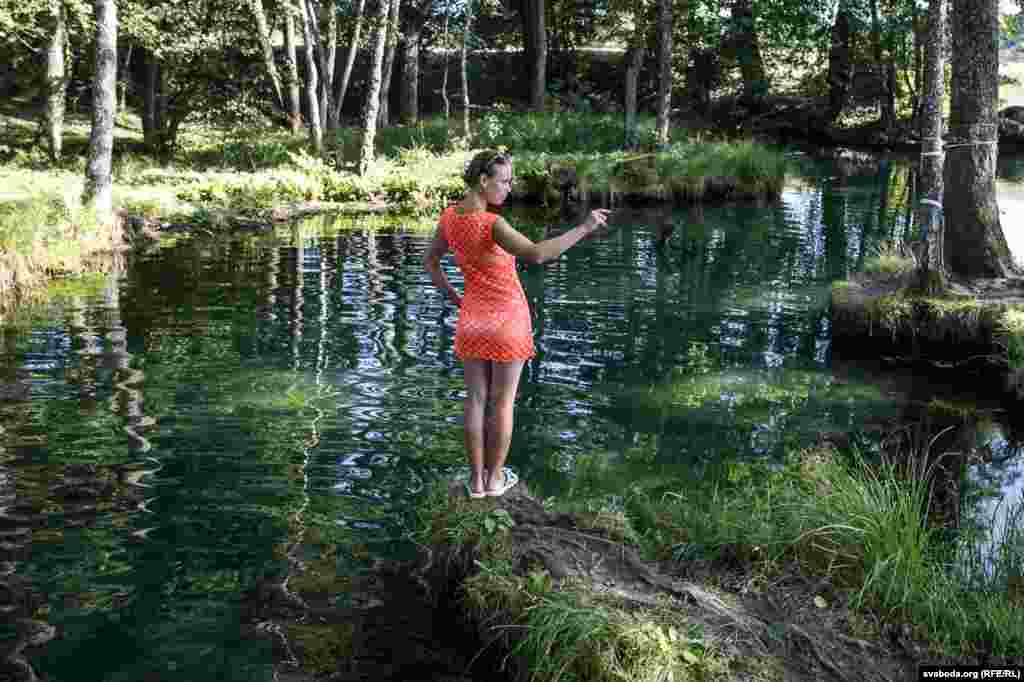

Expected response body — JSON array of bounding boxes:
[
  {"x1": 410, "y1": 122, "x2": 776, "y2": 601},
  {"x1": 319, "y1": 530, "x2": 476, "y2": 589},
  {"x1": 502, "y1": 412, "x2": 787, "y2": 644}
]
[{"x1": 2, "y1": 153, "x2": 1023, "y2": 680}]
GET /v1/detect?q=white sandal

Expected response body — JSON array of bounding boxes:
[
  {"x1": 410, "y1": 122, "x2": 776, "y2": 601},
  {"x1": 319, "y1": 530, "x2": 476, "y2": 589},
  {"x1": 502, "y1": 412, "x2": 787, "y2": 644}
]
[{"x1": 485, "y1": 468, "x2": 518, "y2": 497}]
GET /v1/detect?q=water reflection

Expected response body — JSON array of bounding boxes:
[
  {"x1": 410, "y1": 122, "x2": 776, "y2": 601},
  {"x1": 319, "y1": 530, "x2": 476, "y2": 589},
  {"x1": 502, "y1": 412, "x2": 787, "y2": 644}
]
[{"x1": 0, "y1": 153, "x2": 1020, "y2": 679}]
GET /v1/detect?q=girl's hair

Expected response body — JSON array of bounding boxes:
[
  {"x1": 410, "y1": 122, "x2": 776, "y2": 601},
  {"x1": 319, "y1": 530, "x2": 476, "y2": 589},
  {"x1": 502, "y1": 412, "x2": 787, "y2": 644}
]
[{"x1": 463, "y1": 150, "x2": 511, "y2": 188}]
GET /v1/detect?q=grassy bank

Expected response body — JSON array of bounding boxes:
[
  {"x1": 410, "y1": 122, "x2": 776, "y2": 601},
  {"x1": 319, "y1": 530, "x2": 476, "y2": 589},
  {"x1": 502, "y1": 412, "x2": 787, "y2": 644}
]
[
  {"x1": 1, "y1": 108, "x2": 787, "y2": 309},
  {"x1": 412, "y1": 437, "x2": 1023, "y2": 674},
  {"x1": 581, "y1": 446, "x2": 1023, "y2": 660},
  {"x1": 0, "y1": 190, "x2": 123, "y2": 315},
  {"x1": 411, "y1": 484, "x2": 747, "y2": 682}
]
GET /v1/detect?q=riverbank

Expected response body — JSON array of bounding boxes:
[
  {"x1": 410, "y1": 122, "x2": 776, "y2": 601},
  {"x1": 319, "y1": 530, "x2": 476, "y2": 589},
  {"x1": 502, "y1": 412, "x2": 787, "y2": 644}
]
[
  {"x1": 0, "y1": 109, "x2": 788, "y2": 311},
  {"x1": 261, "y1": 440, "x2": 1023, "y2": 680},
  {"x1": 830, "y1": 251, "x2": 1024, "y2": 402}
]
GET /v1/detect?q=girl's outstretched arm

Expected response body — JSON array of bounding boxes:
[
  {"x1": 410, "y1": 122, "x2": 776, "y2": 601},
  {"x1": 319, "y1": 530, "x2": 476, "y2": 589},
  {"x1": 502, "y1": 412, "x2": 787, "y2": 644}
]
[
  {"x1": 492, "y1": 209, "x2": 611, "y2": 265},
  {"x1": 423, "y1": 224, "x2": 462, "y2": 307}
]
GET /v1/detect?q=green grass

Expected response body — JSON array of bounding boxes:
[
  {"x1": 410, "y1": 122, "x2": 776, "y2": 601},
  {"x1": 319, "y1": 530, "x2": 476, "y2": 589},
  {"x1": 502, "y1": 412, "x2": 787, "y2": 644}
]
[
  {"x1": 999, "y1": 309, "x2": 1024, "y2": 370},
  {"x1": 411, "y1": 479, "x2": 734, "y2": 682},
  {"x1": 862, "y1": 240, "x2": 916, "y2": 277},
  {"x1": 0, "y1": 107, "x2": 786, "y2": 310},
  {"x1": 621, "y1": 447, "x2": 1024, "y2": 659},
  {"x1": 0, "y1": 190, "x2": 122, "y2": 309}
]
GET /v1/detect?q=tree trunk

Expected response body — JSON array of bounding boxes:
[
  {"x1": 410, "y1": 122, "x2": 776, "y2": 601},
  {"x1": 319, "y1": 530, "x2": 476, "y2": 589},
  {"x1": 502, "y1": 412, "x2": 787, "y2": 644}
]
[
  {"x1": 911, "y1": 3, "x2": 923, "y2": 129},
  {"x1": 330, "y1": 0, "x2": 367, "y2": 128},
  {"x1": 119, "y1": 44, "x2": 132, "y2": 114},
  {"x1": 399, "y1": 28, "x2": 421, "y2": 124},
  {"x1": 297, "y1": 0, "x2": 323, "y2": 153},
  {"x1": 731, "y1": 0, "x2": 768, "y2": 107},
  {"x1": 870, "y1": 0, "x2": 894, "y2": 129},
  {"x1": 461, "y1": 0, "x2": 473, "y2": 140},
  {"x1": 379, "y1": 0, "x2": 401, "y2": 128},
  {"x1": 283, "y1": 3, "x2": 303, "y2": 132},
  {"x1": 248, "y1": 0, "x2": 285, "y2": 111},
  {"x1": 141, "y1": 50, "x2": 161, "y2": 150},
  {"x1": 83, "y1": 0, "x2": 117, "y2": 221},
  {"x1": 441, "y1": 5, "x2": 451, "y2": 120},
  {"x1": 624, "y1": 46, "x2": 643, "y2": 149},
  {"x1": 883, "y1": 61, "x2": 897, "y2": 130},
  {"x1": 944, "y1": 0, "x2": 1016, "y2": 279},
  {"x1": 358, "y1": 0, "x2": 393, "y2": 175},
  {"x1": 521, "y1": 0, "x2": 546, "y2": 111},
  {"x1": 320, "y1": 0, "x2": 337, "y2": 131},
  {"x1": 654, "y1": 0, "x2": 673, "y2": 145},
  {"x1": 45, "y1": 0, "x2": 67, "y2": 163},
  {"x1": 826, "y1": 2, "x2": 853, "y2": 123}
]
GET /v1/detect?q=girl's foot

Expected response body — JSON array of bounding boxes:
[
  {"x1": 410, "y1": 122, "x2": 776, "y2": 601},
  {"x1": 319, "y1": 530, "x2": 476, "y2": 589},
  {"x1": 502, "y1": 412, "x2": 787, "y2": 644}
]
[{"x1": 485, "y1": 468, "x2": 518, "y2": 497}]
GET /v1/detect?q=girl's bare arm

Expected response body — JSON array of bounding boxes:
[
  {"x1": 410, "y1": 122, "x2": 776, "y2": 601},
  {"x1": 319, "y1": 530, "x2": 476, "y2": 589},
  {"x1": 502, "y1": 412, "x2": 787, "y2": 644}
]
[
  {"x1": 491, "y1": 210, "x2": 611, "y2": 265},
  {"x1": 423, "y1": 225, "x2": 462, "y2": 307}
]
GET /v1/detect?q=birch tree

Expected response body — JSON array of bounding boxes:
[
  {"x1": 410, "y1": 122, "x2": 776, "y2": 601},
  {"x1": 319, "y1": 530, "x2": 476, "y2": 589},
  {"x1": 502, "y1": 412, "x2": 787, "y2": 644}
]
[
  {"x1": 378, "y1": 0, "x2": 401, "y2": 127},
  {"x1": 315, "y1": 0, "x2": 336, "y2": 132},
  {"x1": 460, "y1": 0, "x2": 473, "y2": 140},
  {"x1": 357, "y1": 0, "x2": 393, "y2": 175},
  {"x1": 282, "y1": 1, "x2": 303, "y2": 131},
  {"x1": 654, "y1": 0, "x2": 672, "y2": 145},
  {"x1": 247, "y1": 0, "x2": 285, "y2": 111},
  {"x1": 297, "y1": 0, "x2": 323, "y2": 153},
  {"x1": 45, "y1": 0, "x2": 67, "y2": 162},
  {"x1": 83, "y1": 0, "x2": 117, "y2": 221},
  {"x1": 330, "y1": 0, "x2": 367, "y2": 129}
]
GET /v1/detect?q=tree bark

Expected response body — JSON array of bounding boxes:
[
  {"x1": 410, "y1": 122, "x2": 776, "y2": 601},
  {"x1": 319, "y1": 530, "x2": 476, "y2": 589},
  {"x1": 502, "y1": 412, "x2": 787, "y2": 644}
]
[
  {"x1": 913, "y1": 0, "x2": 946, "y2": 294},
  {"x1": 283, "y1": 2, "x2": 303, "y2": 132},
  {"x1": 320, "y1": 0, "x2": 337, "y2": 131},
  {"x1": 441, "y1": 4, "x2": 451, "y2": 120},
  {"x1": 399, "y1": 28, "x2": 421, "y2": 124},
  {"x1": 297, "y1": 0, "x2": 323, "y2": 153},
  {"x1": 330, "y1": 0, "x2": 367, "y2": 128},
  {"x1": 378, "y1": 0, "x2": 401, "y2": 128},
  {"x1": 83, "y1": 0, "x2": 117, "y2": 221},
  {"x1": 655, "y1": 0, "x2": 673, "y2": 145},
  {"x1": 944, "y1": 0, "x2": 1016, "y2": 279},
  {"x1": 521, "y1": 0, "x2": 546, "y2": 111},
  {"x1": 624, "y1": 46, "x2": 644, "y2": 149},
  {"x1": 141, "y1": 50, "x2": 163, "y2": 150},
  {"x1": 826, "y1": 1, "x2": 853, "y2": 123},
  {"x1": 45, "y1": 0, "x2": 67, "y2": 162},
  {"x1": 461, "y1": 0, "x2": 473, "y2": 140},
  {"x1": 730, "y1": 0, "x2": 768, "y2": 107},
  {"x1": 248, "y1": 0, "x2": 285, "y2": 111},
  {"x1": 358, "y1": 0, "x2": 393, "y2": 175}
]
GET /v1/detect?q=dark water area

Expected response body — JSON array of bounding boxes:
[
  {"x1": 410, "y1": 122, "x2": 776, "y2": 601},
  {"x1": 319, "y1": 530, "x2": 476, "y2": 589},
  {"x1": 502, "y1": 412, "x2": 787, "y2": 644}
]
[{"x1": 2, "y1": 152, "x2": 1023, "y2": 680}]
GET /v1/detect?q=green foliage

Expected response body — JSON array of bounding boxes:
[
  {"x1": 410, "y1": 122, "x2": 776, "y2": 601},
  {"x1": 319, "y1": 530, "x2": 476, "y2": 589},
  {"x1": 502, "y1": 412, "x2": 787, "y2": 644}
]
[
  {"x1": 630, "y1": 446, "x2": 1024, "y2": 658},
  {"x1": 862, "y1": 240, "x2": 915, "y2": 276},
  {"x1": 998, "y1": 309, "x2": 1024, "y2": 370}
]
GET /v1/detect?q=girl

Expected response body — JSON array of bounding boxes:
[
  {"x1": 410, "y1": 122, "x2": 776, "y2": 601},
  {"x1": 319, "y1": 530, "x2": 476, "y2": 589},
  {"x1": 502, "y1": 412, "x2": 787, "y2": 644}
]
[{"x1": 423, "y1": 150, "x2": 611, "y2": 497}]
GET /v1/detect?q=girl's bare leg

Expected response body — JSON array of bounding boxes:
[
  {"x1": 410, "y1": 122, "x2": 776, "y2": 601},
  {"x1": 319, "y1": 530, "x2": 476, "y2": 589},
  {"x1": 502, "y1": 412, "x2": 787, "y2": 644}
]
[
  {"x1": 462, "y1": 359, "x2": 491, "y2": 495},
  {"x1": 484, "y1": 360, "x2": 526, "y2": 492}
]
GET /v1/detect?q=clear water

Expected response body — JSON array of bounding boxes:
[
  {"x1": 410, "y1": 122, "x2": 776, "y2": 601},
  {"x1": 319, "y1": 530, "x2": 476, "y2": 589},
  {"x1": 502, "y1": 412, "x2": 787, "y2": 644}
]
[{"x1": 2, "y1": 153, "x2": 1022, "y2": 681}]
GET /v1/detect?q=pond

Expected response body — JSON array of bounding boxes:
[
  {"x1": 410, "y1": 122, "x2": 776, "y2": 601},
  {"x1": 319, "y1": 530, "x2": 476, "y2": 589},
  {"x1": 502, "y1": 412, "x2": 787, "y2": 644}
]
[{"x1": 2, "y1": 152, "x2": 1023, "y2": 681}]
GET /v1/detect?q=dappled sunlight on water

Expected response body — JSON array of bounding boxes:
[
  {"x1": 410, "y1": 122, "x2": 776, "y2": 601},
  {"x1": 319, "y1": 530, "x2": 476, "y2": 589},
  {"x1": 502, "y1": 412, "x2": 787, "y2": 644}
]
[{"x1": 0, "y1": 154, "x2": 1022, "y2": 679}]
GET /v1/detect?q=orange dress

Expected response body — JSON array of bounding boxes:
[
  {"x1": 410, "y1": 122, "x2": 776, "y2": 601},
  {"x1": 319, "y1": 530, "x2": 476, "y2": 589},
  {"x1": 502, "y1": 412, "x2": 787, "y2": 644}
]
[{"x1": 440, "y1": 205, "x2": 535, "y2": 361}]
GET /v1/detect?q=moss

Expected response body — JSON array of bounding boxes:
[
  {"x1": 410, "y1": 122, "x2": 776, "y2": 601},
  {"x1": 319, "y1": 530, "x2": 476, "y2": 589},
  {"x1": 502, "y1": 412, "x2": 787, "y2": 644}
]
[
  {"x1": 288, "y1": 552, "x2": 352, "y2": 597},
  {"x1": 868, "y1": 294, "x2": 913, "y2": 334},
  {"x1": 926, "y1": 398, "x2": 980, "y2": 420},
  {"x1": 285, "y1": 622, "x2": 354, "y2": 676}
]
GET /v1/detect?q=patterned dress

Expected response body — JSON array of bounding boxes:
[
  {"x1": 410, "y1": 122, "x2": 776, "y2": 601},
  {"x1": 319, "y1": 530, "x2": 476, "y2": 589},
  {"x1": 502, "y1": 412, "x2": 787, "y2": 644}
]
[{"x1": 440, "y1": 205, "x2": 536, "y2": 361}]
